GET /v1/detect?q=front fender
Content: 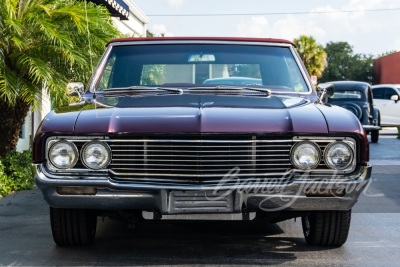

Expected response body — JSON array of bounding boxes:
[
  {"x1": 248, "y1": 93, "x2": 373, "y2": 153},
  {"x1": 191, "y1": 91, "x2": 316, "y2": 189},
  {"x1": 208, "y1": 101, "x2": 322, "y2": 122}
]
[{"x1": 373, "y1": 107, "x2": 380, "y2": 126}]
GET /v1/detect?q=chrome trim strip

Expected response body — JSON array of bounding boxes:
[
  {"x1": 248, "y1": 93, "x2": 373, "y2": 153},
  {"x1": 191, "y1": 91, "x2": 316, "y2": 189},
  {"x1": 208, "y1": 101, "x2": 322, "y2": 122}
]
[
  {"x1": 89, "y1": 45, "x2": 112, "y2": 94},
  {"x1": 289, "y1": 45, "x2": 313, "y2": 95},
  {"x1": 109, "y1": 40, "x2": 293, "y2": 48},
  {"x1": 35, "y1": 164, "x2": 371, "y2": 190},
  {"x1": 37, "y1": 165, "x2": 108, "y2": 180}
]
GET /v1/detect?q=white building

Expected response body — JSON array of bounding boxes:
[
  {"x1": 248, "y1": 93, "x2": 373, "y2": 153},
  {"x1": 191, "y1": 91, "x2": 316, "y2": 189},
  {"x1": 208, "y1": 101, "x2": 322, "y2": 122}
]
[
  {"x1": 111, "y1": 0, "x2": 149, "y2": 36},
  {"x1": 16, "y1": 0, "x2": 149, "y2": 152}
]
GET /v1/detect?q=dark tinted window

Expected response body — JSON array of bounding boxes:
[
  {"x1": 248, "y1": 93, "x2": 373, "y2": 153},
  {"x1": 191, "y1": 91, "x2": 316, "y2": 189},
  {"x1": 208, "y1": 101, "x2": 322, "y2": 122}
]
[
  {"x1": 332, "y1": 90, "x2": 363, "y2": 99},
  {"x1": 372, "y1": 88, "x2": 385, "y2": 99},
  {"x1": 385, "y1": 88, "x2": 398, "y2": 99}
]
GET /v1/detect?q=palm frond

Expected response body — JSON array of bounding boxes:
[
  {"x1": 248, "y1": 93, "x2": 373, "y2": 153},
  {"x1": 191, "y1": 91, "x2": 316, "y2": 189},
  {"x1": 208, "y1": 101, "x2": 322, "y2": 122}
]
[{"x1": 0, "y1": 0, "x2": 122, "y2": 110}]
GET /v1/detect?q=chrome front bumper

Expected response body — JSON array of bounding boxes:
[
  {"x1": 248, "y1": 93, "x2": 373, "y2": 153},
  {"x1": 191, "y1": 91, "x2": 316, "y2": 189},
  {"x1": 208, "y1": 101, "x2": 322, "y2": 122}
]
[
  {"x1": 35, "y1": 164, "x2": 372, "y2": 213},
  {"x1": 363, "y1": 125, "x2": 382, "y2": 130}
]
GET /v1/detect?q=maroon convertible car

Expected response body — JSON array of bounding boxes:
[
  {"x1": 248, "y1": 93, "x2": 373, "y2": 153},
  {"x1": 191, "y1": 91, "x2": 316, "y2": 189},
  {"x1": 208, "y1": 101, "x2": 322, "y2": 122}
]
[{"x1": 33, "y1": 37, "x2": 371, "y2": 247}]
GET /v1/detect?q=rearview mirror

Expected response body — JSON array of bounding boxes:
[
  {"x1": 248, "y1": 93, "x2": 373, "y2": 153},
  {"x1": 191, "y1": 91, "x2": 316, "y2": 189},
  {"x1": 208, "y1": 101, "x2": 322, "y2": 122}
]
[
  {"x1": 66, "y1": 82, "x2": 84, "y2": 99},
  {"x1": 316, "y1": 83, "x2": 334, "y2": 104},
  {"x1": 188, "y1": 54, "x2": 216, "y2": 62},
  {"x1": 390, "y1": 94, "x2": 399, "y2": 102}
]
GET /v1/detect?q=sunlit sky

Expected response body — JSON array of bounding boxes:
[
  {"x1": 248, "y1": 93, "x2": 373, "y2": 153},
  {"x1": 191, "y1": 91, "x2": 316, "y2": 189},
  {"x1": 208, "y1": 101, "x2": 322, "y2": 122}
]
[{"x1": 133, "y1": 0, "x2": 400, "y2": 56}]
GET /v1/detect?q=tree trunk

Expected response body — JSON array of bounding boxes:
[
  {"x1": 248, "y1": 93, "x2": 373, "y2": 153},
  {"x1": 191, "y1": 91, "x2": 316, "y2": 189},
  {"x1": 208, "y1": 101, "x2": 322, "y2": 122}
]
[{"x1": 0, "y1": 98, "x2": 31, "y2": 158}]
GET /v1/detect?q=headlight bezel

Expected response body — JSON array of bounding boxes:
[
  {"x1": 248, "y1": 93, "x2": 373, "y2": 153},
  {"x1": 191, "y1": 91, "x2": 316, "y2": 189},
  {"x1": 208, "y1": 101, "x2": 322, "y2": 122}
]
[
  {"x1": 324, "y1": 141, "x2": 354, "y2": 170},
  {"x1": 290, "y1": 141, "x2": 322, "y2": 170},
  {"x1": 292, "y1": 136, "x2": 357, "y2": 173},
  {"x1": 80, "y1": 140, "x2": 112, "y2": 170},
  {"x1": 48, "y1": 140, "x2": 79, "y2": 169}
]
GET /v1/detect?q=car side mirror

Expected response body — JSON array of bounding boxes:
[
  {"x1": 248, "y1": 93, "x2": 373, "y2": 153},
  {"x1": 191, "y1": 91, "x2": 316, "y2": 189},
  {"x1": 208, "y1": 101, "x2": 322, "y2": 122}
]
[
  {"x1": 316, "y1": 83, "x2": 334, "y2": 104},
  {"x1": 390, "y1": 95, "x2": 399, "y2": 102},
  {"x1": 66, "y1": 82, "x2": 85, "y2": 100}
]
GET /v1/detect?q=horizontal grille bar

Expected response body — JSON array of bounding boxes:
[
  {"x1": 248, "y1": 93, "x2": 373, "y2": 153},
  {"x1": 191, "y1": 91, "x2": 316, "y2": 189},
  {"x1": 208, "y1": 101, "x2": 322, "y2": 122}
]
[
  {"x1": 109, "y1": 171, "x2": 291, "y2": 177},
  {"x1": 110, "y1": 167, "x2": 289, "y2": 172},
  {"x1": 112, "y1": 154, "x2": 289, "y2": 158},
  {"x1": 110, "y1": 162, "x2": 290, "y2": 167},
  {"x1": 111, "y1": 149, "x2": 290, "y2": 153},
  {"x1": 108, "y1": 139, "x2": 293, "y2": 143},
  {"x1": 109, "y1": 144, "x2": 293, "y2": 148},
  {"x1": 111, "y1": 159, "x2": 291, "y2": 163}
]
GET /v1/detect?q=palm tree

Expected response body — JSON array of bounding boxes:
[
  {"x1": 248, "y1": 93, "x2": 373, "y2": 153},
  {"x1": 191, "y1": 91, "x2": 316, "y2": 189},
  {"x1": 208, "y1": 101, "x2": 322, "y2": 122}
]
[
  {"x1": 0, "y1": 0, "x2": 121, "y2": 157},
  {"x1": 293, "y1": 35, "x2": 327, "y2": 78}
]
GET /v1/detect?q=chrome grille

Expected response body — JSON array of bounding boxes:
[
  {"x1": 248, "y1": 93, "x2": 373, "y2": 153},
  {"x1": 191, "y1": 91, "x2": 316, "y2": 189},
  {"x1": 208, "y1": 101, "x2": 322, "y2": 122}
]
[{"x1": 107, "y1": 136, "x2": 294, "y2": 184}]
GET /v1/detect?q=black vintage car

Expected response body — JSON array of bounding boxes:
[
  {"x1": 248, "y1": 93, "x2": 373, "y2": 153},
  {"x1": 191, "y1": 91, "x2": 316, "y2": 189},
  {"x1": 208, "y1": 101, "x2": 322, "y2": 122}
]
[{"x1": 328, "y1": 81, "x2": 381, "y2": 142}]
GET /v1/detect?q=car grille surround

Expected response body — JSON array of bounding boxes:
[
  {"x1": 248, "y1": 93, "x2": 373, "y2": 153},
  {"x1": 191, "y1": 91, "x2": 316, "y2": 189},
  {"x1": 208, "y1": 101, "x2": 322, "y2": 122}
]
[{"x1": 106, "y1": 135, "x2": 294, "y2": 185}]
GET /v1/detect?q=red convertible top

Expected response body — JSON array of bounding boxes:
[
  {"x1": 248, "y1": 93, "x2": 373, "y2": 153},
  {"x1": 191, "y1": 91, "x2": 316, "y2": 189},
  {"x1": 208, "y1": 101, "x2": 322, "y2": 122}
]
[{"x1": 106, "y1": 37, "x2": 295, "y2": 47}]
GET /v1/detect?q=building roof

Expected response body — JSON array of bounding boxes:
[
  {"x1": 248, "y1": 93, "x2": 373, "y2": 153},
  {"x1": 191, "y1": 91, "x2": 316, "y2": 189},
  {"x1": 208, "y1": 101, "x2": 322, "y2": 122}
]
[{"x1": 106, "y1": 37, "x2": 295, "y2": 47}]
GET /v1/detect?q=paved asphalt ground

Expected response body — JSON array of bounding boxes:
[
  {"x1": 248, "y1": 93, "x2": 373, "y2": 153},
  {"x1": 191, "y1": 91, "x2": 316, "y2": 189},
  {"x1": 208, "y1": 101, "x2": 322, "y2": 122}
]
[{"x1": 1, "y1": 130, "x2": 400, "y2": 266}]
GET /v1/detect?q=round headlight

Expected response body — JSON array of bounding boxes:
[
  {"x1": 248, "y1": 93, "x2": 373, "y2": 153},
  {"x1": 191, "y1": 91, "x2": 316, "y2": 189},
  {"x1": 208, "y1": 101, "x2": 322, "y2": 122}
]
[
  {"x1": 81, "y1": 141, "x2": 111, "y2": 170},
  {"x1": 291, "y1": 141, "x2": 321, "y2": 170},
  {"x1": 48, "y1": 141, "x2": 78, "y2": 169},
  {"x1": 325, "y1": 142, "x2": 353, "y2": 170}
]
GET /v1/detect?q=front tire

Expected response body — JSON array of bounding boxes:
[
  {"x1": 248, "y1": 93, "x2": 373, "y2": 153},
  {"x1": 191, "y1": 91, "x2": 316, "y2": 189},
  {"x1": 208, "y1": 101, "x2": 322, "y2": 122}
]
[
  {"x1": 301, "y1": 210, "x2": 351, "y2": 246},
  {"x1": 371, "y1": 130, "x2": 379, "y2": 143},
  {"x1": 50, "y1": 207, "x2": 97, "y2": 246}
]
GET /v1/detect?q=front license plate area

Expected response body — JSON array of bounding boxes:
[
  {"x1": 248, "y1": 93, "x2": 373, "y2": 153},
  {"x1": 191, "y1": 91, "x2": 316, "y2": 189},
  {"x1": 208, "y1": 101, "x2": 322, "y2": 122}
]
[{"x1": 168, "y1": 190, "x2": 233, "y2": 214}]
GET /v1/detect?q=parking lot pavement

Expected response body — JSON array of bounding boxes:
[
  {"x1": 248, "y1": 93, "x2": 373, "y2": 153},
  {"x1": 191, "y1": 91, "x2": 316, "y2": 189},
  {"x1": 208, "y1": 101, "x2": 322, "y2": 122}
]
[{"x1": 0, "y1": 136, "x2": 399, "y2": 266}]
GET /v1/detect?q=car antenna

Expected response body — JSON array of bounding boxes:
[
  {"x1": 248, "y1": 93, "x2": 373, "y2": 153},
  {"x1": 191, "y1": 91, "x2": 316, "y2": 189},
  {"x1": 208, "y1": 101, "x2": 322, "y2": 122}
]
[{"x1": 84, "y1": 0, "x2": 93, "y2": 72}]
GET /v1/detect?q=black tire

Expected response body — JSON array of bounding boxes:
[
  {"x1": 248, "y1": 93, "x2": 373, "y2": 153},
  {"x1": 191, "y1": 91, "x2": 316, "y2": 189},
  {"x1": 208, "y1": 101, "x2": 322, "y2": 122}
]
[
  {"x1": 301, "y1": 210, "x2": 351, "y2": 246},
  {"x1": 371, "y1": 113, "x2": 380, "y2": 143},
  {"x1": 371, "y1": 130, "x2": 379, "y2": 143},
  {"x1": 50, "y1": 207, "x2": 97, "y2": 246}
]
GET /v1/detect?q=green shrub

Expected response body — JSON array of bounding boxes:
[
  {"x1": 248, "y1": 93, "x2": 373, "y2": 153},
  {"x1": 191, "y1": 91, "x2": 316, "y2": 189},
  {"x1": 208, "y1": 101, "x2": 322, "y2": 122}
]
[{"x1": 0, "y1": 150, "x2": 35, "y2": 197}]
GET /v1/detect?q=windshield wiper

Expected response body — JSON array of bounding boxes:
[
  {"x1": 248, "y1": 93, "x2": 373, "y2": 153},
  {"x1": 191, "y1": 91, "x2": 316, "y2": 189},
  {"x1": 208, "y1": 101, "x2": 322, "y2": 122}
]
[
  {"x1": 188, "y1": 85, "x2": 271, "y2": 96},
  {"x1": 103, "y1": 86, "x2": 183, "y2": 94}
]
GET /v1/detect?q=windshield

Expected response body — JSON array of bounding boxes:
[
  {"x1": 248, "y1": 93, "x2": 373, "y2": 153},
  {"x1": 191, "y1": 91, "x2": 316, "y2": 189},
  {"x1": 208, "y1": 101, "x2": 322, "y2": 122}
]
[{"x1": 96, "y1": 44, "x2": 309, "y2": 93}]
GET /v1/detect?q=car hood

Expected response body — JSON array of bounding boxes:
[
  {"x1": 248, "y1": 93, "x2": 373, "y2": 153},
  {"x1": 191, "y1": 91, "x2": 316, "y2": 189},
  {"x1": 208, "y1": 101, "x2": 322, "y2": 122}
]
[
  {"x1": 40, "y1": 94, "x2": 362, "y2": 135},
  {"x1": 70, "y1": 94, "x2": 330, "y2": 134}
]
